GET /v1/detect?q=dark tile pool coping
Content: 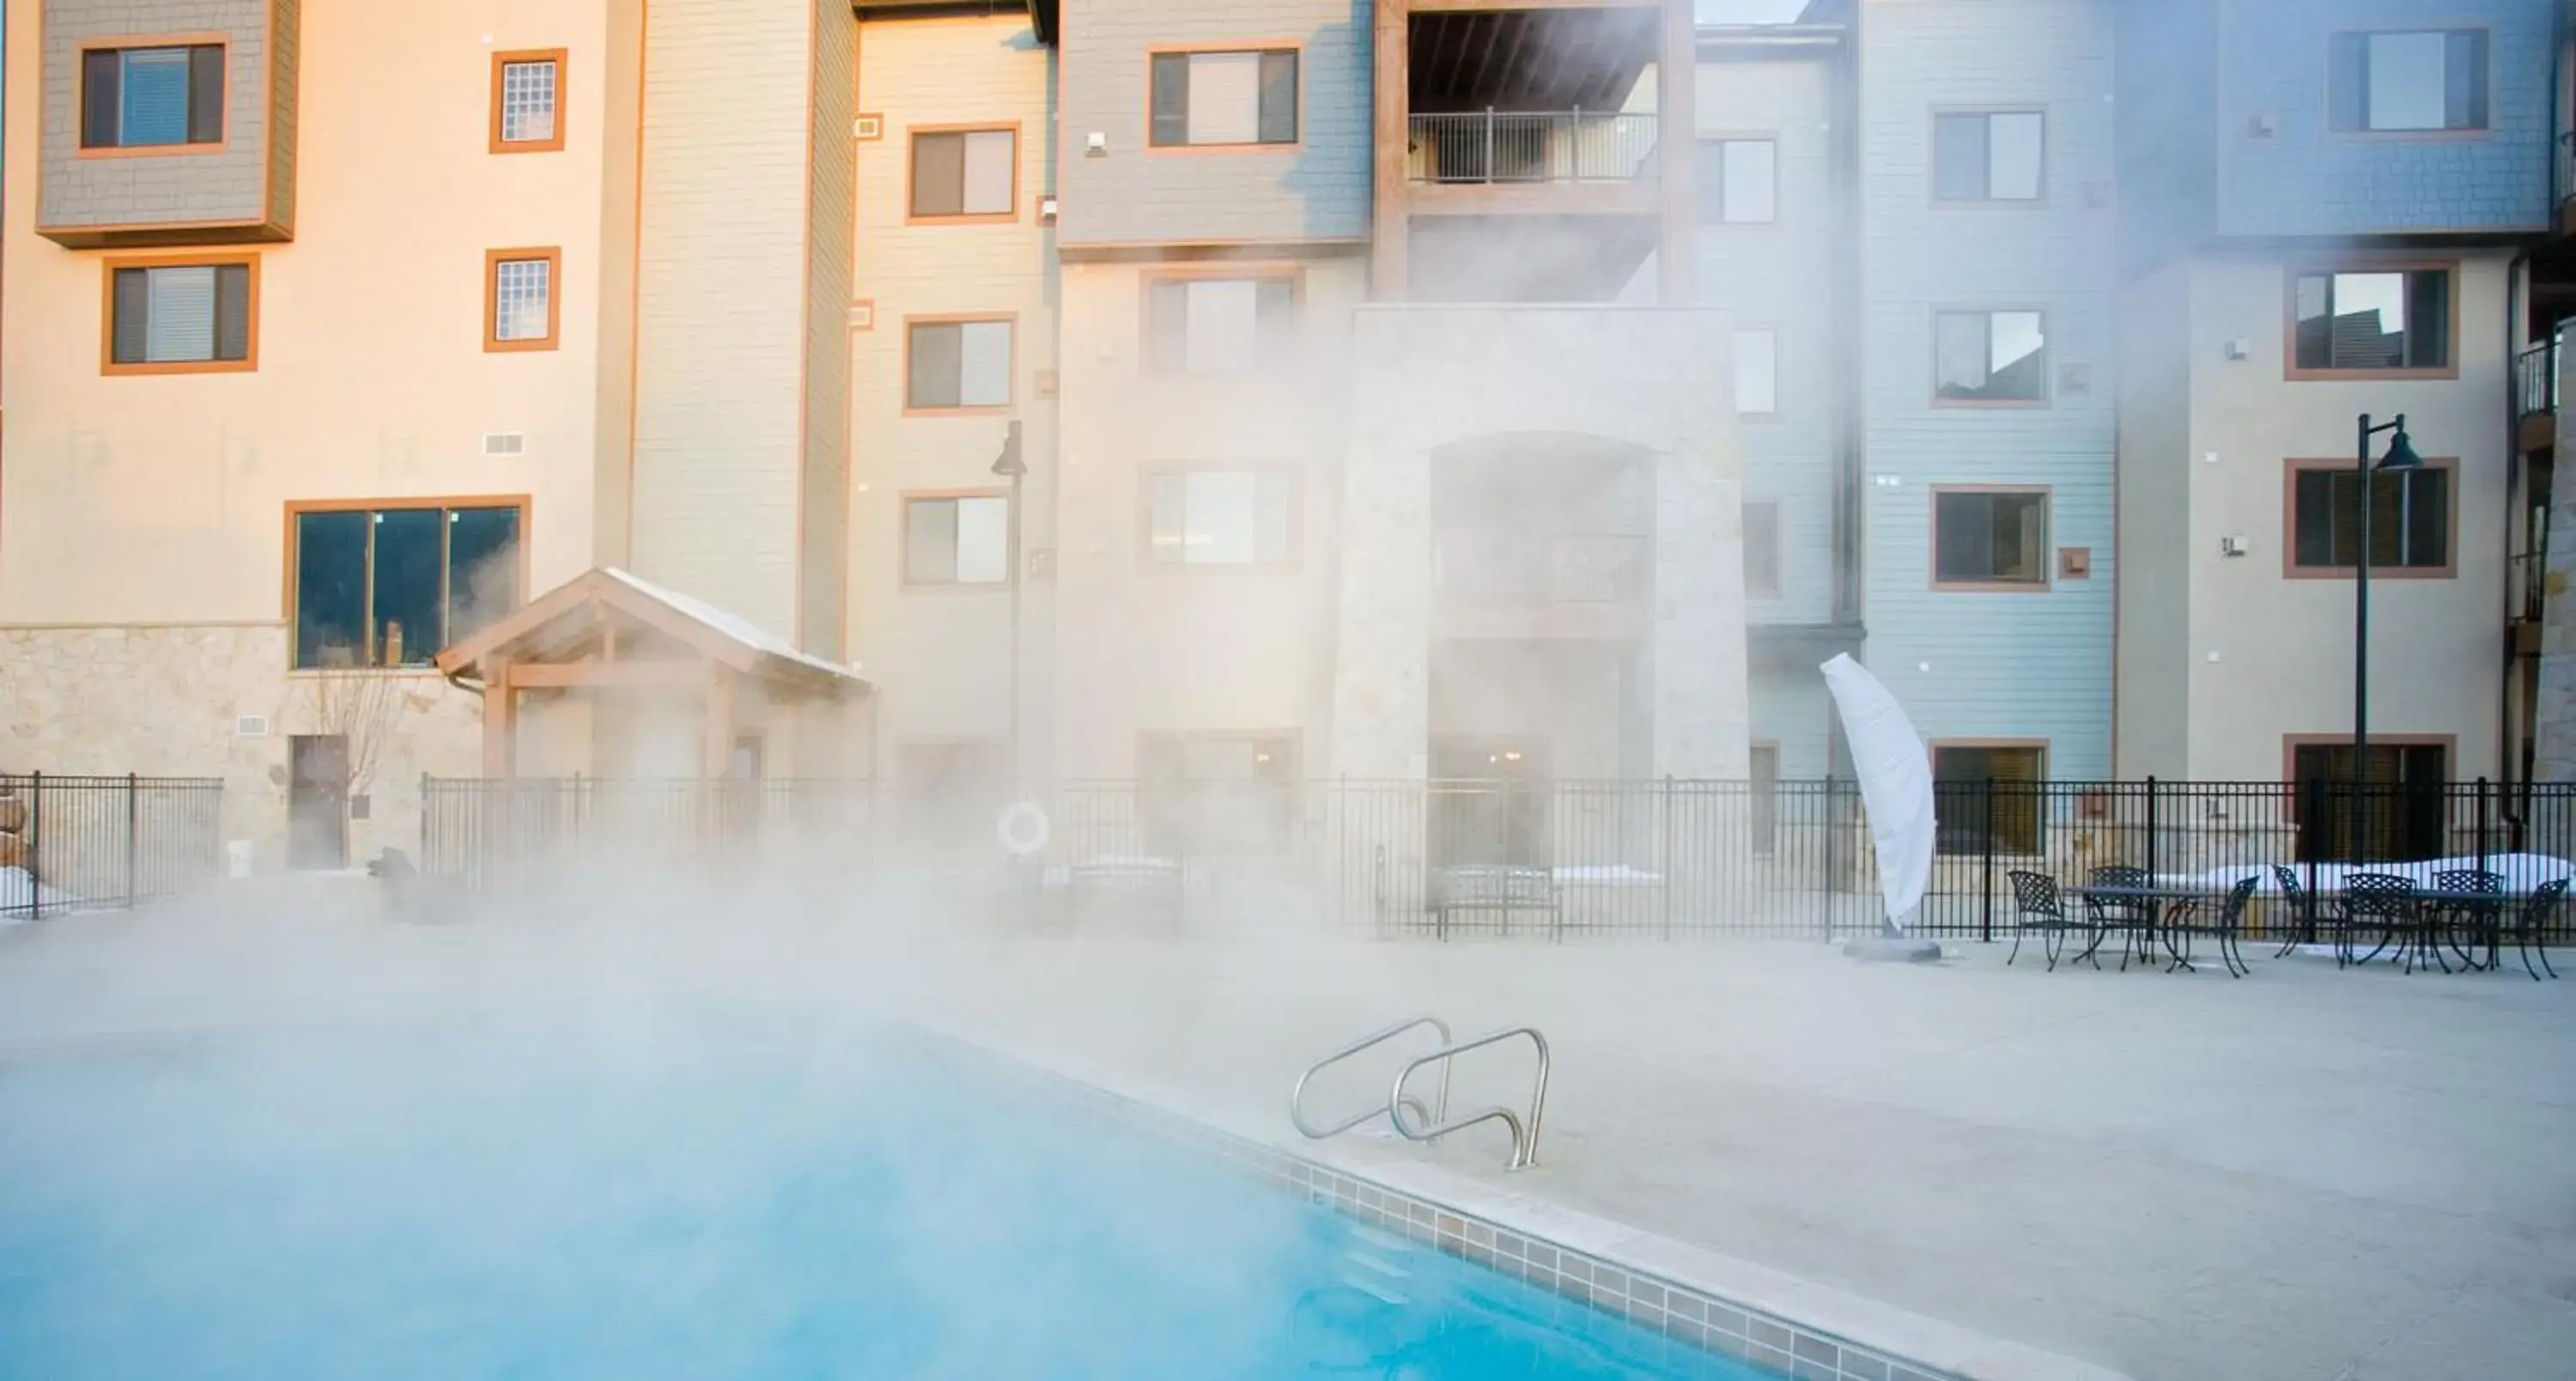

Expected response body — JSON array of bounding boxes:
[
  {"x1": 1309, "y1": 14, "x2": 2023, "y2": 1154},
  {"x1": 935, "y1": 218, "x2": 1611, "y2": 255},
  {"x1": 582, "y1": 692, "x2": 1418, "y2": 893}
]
[{"x1": 908, "y1": 1025, "x2": 2132, "y2": 1381}]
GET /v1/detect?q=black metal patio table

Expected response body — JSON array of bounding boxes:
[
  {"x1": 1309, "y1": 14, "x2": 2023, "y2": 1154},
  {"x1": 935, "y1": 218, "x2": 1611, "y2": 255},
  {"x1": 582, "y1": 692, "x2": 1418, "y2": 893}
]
[
  {"x1": 2361, "y1": 886, "x2": 2511, "y2": 974},
  {"x1": 2068, "y1": 884, "x2": 2223, "y2": 973}
]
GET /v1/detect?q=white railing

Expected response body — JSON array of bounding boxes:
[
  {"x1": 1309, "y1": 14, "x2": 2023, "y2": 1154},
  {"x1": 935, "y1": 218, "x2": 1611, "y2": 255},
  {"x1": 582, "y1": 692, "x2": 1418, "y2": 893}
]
[{"x1": 1407, "y1": 111, "x2": 1658, "y2": 186}]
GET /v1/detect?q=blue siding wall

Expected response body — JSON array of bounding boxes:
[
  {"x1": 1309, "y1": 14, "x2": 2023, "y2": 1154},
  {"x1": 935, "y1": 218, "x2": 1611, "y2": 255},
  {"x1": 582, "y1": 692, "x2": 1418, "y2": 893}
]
[
  {"x1": 1857, "y1": 0, "x2": 2119, "y2": 778},
  {"x1": 2215, "y1": 0, "x2": 2553, "y2": 236}
]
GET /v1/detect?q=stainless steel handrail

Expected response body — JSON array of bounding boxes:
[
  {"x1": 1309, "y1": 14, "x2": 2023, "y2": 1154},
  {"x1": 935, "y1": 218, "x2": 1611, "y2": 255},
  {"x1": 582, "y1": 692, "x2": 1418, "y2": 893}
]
[
  {"x1": 1291, "y1": 1013, "x2": 1454, "y2": 1141},
  {"x1": 1388, "y1": 1026, "x2": 1550, "y2": 1171}
]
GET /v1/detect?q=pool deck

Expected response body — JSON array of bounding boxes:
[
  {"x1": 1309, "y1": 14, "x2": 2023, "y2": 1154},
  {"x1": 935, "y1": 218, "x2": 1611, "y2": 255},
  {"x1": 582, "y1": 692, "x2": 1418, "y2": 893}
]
[{"x1": 3, "y1": 883, "x2": 2573, "y2": 1381}]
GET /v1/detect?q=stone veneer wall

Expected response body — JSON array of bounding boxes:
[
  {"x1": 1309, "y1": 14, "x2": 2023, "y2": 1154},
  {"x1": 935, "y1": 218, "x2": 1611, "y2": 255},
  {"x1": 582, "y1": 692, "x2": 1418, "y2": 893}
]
[
  {"x1": 0, "y1": 624, "x2": 483, "y2": 871},
  {"x1": 1332, "y1": 304, "x2": 1752, "y2": 782}
]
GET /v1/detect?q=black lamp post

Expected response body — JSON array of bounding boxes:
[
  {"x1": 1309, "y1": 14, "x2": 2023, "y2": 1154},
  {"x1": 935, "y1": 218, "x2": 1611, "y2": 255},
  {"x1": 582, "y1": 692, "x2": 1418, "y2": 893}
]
[
  {"x1": 991, "y1": 421, "x2": 1028, "y2": 786},
  {"x1": 2351, "y1": 412, "x2": 2422, "y2": 862}
]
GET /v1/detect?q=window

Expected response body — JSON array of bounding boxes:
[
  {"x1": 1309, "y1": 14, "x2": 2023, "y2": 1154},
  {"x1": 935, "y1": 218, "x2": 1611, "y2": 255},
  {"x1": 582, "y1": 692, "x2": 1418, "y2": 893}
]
[
  {"x1": 1935, "y1": 310, "x2": 2049, "y2": 404},
  {"x1": 81, "y1": 43, "x2": 223, "y2": 150},
  {"x1": 1733, "y1": 327, "x2": 1777, "y2": 416},
  {"x1": 2330, "y1": 31, "x2": 2488, "y2": 133},
  {"x1": 1932, "y1": 745, "x2": 2045, "y2": 856},
  {"x1": 1743, "y1": 500, "x2": 1782, "y2": 599},
  {"x1": 2290, "y1": 740, "x2": 2448, "y2": 862},
  {"x1": 489, "y1": 51, "x2": 565, "y2": 153},
  {"x1": 906, "y1": 318, "x2": 1013, "y2": 410},
  {"x1": 290, "y1": 502, "x2": 524, "y2": 668},
  {"x1": 909, "y1": 127, "x2": 1017, "y2": 220},
  {"x1": 1140, "y1": 733, "x2": 1299, "y2": 855},
  {"x1": 904, "y1": 494, "x2": 1010, "y2": 585},
  {"x1": 2292, "y1": 268, "x2": 2451, "y2": 374},
  {"x1": 1148, "y1": 471, "x2": 1294, "y2": 566},
  {"x1": 1695, "y1": 139, "x2": 1777, "y2": 223},
  {"x1": 2288, "y1": 463, "x2": 2451, "y2": 574},
  {"x1": 1934, "y1": 490, "x2": 2049, "y2": 587},
  {"x1": 484, "y1": 249, "x2": 560, "y2": 351},
  {"x1": 1150, "y1": 49, "x2": 1297, "y2": 147},
  {"x1": 1145, "y1": 276, "x2": 1297, "y2": 374},
  {"x1": 106, "y1": 257, "x2": 255, "y2": 373},
  {"x1": 1933, "y1": 112, "x2": 2044, "y2": 201}
]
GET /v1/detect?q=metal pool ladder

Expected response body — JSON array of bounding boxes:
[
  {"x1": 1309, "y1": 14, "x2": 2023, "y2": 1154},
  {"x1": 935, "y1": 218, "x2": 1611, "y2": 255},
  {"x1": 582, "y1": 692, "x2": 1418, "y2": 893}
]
[{"x1": 1290, "y1": 1013, "x2": 1552, "y2": 1171}]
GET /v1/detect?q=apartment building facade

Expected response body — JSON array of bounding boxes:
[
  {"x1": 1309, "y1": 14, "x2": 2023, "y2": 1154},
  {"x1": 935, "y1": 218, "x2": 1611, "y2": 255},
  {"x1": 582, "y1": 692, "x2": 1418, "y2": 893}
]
[
  {"x1": 2, "y1": 0, "x2": 2553, "y2": 869},
  {"x1": 2115, "y1": 0, "x2": 2552, "y2": 818}
]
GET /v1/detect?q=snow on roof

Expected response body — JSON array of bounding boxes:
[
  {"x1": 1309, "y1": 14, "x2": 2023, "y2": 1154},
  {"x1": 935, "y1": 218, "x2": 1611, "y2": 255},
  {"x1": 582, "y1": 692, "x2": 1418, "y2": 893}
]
[{"x1": 600, "y1": 568, "x2": 865, "y2": 683}]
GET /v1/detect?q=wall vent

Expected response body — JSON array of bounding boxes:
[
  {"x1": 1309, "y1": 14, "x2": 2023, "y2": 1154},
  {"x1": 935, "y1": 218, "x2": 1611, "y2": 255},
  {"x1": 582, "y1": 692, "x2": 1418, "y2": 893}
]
[
  {"x1": 2058, "y1": 363, "x2": 2093, "y2": 395},
  {"x1": 1035, "y1": 368, "x2": 1060, "y2": 398},
  {"x1": 482, "y1": 432, "x2": 526, "y2": 458},
  {"x1": 236, "y1": 715, "x2": 270, "y2": 739},
  {"x1": 848, "y1": 300, "x2": 875, "y2": 332},
  {"x1": 854, "y1": 113, "x2": 884, "y2": 141},
  {"x1": 2246, "y1": 111, "x2": 2277, "y2": 139}
]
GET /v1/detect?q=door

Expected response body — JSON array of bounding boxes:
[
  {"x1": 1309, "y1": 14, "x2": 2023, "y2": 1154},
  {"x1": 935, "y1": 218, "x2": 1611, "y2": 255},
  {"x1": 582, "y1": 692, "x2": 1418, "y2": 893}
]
[
  {"x1": 1429, "y1": 739, "x2": 1551, "y2": 869},
  {"x1": 289, "y1": 734, "x2": 350, "y2": 871}
]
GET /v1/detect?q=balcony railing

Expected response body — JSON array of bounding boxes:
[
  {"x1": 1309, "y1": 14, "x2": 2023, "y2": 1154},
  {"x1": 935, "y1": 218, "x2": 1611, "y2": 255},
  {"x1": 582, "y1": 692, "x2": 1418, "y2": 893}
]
[
  {"x1": 2560, "y1": 131, "x2": 2575, "y2": 209},
  {"x1": 2516, "y1": 549, "x2": 2549, "y2": 624},
  {"x1": 2518, "y1": 338, "x2": 2560, "y2": 420},
  {"x1": 1407, "y1": 111, "x2": 1658, "y2": 186}
]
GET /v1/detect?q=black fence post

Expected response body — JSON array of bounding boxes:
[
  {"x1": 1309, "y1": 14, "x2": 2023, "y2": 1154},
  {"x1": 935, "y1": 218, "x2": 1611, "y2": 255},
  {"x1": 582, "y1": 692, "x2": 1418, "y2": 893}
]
[
  {"x1": 1660, "y1": 775, "x2": 1674, "y2": 942},
  {"x1": 2146, "y1": 776, "x2": 2160, "y2": 881},
  {"x1": 27, "y1": 770, "x2": 41, "y2": 922},
  {"x1": 1980, "y1": 776, "x2": 1996, "y2": 942},
  {"x1": 2476, "y1": 776, "x2": 2491, "y2": 872},
  {"x1": 125, "y1": 772, "x2": 138, "y2": 909},
  {"x1": 2302, "y1": 774, "x2": 2324, "y2": 944}
]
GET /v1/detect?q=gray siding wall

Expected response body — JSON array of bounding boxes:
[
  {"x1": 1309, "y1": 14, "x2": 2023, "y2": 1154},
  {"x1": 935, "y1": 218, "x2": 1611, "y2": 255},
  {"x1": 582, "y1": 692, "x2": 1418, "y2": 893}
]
[
  {"x1": 39, "y1": 0, "x2": 279, "y2": 230},
  {"x1": 1858, "y1": 0, "x2": 2119, "y2": 777},
  {"x1": 1058, "y1": 0, "x2": 1371, "y2": 246}
]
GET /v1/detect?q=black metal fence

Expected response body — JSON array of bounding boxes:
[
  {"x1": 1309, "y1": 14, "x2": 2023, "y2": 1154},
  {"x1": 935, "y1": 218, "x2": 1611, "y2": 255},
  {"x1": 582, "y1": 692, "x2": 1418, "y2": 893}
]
[
  {"x1": 1, "y1": 773, "x2": 228, "y2": 921},
  {"x1": 416, "y1": 775, "x2": 2576, "y2": 941}
]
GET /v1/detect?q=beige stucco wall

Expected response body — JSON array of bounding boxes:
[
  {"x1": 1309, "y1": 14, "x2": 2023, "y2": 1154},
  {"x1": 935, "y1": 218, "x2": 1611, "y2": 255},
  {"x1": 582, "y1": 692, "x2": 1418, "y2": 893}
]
[
  {"x1": 0, "y1": 0, "x2": 620, "y2": 858},
  {"x1": 1049, "y1": 255, "x2": 1364, "y2": 779},
  {"x1": 846, "y1": 13, "x2": 1055, "y2": 780},
  {"x1": 2166, "y1": 250, "x2": 2512, "y2": 782}
]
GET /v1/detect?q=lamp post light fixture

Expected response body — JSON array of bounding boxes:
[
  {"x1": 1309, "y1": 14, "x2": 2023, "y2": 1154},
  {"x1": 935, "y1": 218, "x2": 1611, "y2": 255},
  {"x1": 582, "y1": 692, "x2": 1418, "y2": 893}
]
[
  {"x1": 991, "y1": 421, "x2": 1028, "y2": 788},
  {"x1": 2350, "y1": 411, "x2": 2421, "y2": 863}
]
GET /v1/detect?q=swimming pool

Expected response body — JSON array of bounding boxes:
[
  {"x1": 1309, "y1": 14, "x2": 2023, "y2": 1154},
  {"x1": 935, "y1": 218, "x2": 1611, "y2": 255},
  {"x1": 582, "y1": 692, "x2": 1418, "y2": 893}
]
[{"x1": 0, "y1": 1013, "x2": 1779, "y2": 1380}]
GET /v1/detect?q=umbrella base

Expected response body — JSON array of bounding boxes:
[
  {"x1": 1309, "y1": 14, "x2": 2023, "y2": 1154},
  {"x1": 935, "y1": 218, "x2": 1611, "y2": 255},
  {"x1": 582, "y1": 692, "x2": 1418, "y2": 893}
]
[{"x1": 1842, "y1": 936, "x2": 1945, "y2": 964}]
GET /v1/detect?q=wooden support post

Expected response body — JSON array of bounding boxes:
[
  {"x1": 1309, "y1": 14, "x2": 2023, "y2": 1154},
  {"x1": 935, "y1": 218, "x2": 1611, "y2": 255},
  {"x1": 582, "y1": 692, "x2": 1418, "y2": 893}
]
[
  {"x1": 1371, "y1": 0, "x2": 1410, "y2": 301},
  {"x1": 482, "y1": 657, "x2": 517, "y2": 778},
  {"x1": 703, "y1": 667, "x2": 735, "y2": 778},
  {"x1": 1657, "y1": 0, "x2": 1697, "y2": 304}
]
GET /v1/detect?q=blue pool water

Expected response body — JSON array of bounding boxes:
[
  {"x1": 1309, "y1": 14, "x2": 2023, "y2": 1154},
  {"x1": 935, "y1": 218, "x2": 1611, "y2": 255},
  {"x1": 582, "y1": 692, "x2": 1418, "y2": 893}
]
[{"x1": 0, "y1": 1014, "x2": 1777, "y2": 1380}]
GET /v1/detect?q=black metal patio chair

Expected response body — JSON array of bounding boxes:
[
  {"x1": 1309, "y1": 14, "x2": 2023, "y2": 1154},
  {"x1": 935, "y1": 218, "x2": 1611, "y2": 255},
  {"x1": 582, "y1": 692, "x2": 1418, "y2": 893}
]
[
  {"x1": 2080, "y1": 865, "x2": 2158, "y2": 971},
  {"x1": 2271, "y1": 865, "x2": 2315, "y2": 958},
  {"x1": 2164, "y1": 874, "x2": 2258, "y2": 978},
  {"x1": 2337, "y1": 873, "x2": 2421, "y2": 970},
  {"x1": 2427, "y1": 868, "x2": 2506, "y2": 972},
  {"x1": 2501, "y1": 878, "x2": 2570, "y2": 983},
  {"x1": 2006, "y1": 870, "x2": 2078, "y2": 971}
]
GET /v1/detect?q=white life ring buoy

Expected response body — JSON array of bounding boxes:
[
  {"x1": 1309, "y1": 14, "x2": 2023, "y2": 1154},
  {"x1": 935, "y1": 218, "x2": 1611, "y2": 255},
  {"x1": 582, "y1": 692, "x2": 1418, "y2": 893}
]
[{"x1": 995, "y1": 800, "x2": 1051, "y2": 856}]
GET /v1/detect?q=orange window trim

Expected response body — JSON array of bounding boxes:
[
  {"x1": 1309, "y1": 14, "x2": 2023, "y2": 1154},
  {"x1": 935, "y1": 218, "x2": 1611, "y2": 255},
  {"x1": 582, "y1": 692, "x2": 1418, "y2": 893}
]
[
  {"x1": 99, "y1": 251, "x2": 261, "y2": 376},
  {"x1": 76, "y1": 33, "x2": 233, "y2": 159},
  {"x1": 2281, "y1": 259, "x2": 2462, "y2": 381},
  {"x1": 904, "y1": 122, "x2": 1023, "y2": 226},
  {"x1": 484, "y1": 246, "x2": 564, "y2": 352},
  {"x1": 279, "y1": 495, "x2": 534, "y2": 670},
  {"x1": 489, "y1": 48, "x2": 569, "y2": 155},
  {"x1": 897, "y1": 487, "x2": 1012, "y2": 590},
  {"x1": 1929, "y1": 484, "x2": 2054, "y2": 592},
  {"x1": 2279, "y1": 456, "x2": 2461, "y2": 581},
  {"x1": 901, "y1": 313, "x2": 1018, "y2": 416}
]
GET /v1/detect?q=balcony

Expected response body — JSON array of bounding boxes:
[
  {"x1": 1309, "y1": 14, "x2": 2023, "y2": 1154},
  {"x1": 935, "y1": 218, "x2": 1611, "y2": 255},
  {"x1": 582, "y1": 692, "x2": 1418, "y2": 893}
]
[
  {"x1": 1405, "y1": 112, "x2": 1660, "y2": 215},
  {"x1": 2513, "y1": 548, "x2": 2550, "y2": 658},
  {"x1": 2561, "y1": 132, "x2": 2576, "y2": 236},
  {"x1": 2519, "y1": 338, "x2": 2561, "y2": 453}
]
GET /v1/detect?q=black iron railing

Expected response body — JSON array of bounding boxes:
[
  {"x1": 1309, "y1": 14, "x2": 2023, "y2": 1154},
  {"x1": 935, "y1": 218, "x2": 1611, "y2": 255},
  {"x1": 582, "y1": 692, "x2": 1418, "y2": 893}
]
[
  {"x1": 418, "y1": 776, "x2": 2576, "y2": 943},
  {"x1": 2518, "y1": 338, "x2": 2560, "y2": 420},
  {"x1": 0, "y1": 773, "x2": 227, "y2": 921},
  {"x1": 1407, "y1": 111, "x2": 1658, "y2": 185}
]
